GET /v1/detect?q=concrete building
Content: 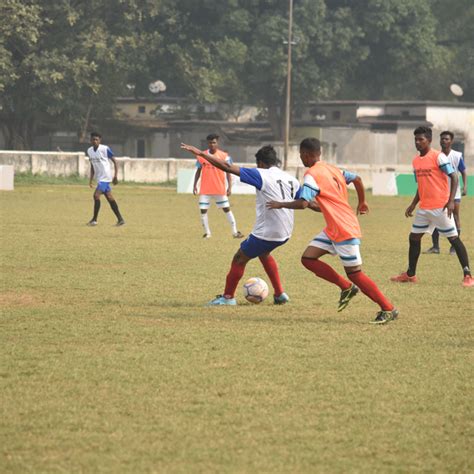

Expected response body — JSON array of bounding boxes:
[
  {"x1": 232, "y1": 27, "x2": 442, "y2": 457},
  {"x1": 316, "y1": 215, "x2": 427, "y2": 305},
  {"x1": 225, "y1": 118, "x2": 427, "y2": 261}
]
[{"x1": 1, "y1": 99, "x2": 472, "y2": 169}]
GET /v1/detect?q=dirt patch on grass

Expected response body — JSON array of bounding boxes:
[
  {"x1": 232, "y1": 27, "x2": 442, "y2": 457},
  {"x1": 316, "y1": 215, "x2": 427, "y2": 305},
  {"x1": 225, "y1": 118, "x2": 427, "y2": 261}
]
[{"x1": 0, "y1": 291, "x2": 46, "y2": 307}]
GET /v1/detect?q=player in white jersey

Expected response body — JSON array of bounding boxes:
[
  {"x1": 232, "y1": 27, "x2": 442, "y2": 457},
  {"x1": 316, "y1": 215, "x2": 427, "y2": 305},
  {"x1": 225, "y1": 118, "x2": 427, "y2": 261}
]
[
  {"x1": 86, "y1": 132, "x2": 125, "y2": 226},
  {"x1": 425, "y1": 131, "x2": 467, "y2": 254},
  {"x1": 181, "y1": 143, "x2": 300, "y2": 305}
]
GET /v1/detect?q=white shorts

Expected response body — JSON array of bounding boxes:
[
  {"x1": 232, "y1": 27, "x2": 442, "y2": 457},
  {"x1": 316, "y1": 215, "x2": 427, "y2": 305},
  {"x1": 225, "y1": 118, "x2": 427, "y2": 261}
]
[
  {"x1": 308, "y1": 231, "x2": 362, "y2": 267},
  {"x1": 198, "y1": 194, "x2": 230, "y2": 210},
  {"x1": 411, "y1": 208, "x2": 458, "y2": 237}
]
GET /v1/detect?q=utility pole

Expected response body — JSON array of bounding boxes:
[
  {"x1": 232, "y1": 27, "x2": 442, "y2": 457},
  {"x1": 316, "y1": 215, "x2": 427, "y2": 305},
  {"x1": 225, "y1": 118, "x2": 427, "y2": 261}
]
[{"x1": 283, "y1": 0, "x2": 293, "y2": 170}]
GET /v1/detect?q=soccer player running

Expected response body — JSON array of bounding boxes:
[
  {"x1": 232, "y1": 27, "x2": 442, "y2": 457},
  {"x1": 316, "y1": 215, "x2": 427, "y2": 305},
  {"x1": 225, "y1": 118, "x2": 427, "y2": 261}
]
[
  {"x1": 424, "y1": 130, "x2": 468, "y2": 255},
  {"x1": 193, "y1": 134, "x2": 243, "y2": 239},
  {"x1": 182, "y1": 142, "x2": 299, "y2": 305},
  {"x1": 391, "y1": 126, "x2": 473, "y2": 287},
  {"x1": 86, "y1": 132, "x2": 125, "y2": 226},
  {"x1": 267, "y1": 138, "x2": 398, "y2": 325}
]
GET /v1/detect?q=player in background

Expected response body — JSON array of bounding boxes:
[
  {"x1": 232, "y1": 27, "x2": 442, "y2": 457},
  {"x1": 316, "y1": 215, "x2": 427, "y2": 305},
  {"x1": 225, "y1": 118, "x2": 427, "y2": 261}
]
[
  {"x1": 267, "y1": 138, "x2": 398, "y2": 324},
  {"x1": 193, "y1": 134, "x2": 243, "y2": 239},
  {"x1": 424, "y1": 131, "x2": 468, "y2": 255},
  {"x1": 182, "y1": 142, "x2": 299, "y2": 306},
  {"x1": 391, "y1": 126, "x2": 473, "y2": 287},
  {"x1": 86, "y1": 132, "x2": 125, "y2": 226}
]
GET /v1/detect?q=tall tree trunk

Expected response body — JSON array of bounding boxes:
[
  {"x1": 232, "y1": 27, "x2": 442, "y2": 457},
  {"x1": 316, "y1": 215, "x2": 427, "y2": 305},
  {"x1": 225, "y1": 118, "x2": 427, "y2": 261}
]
[
  {"x1": 267, "y1": 103, "x2": 283, "y2": 140},
  {"x1": 2, "y1": 115, "x2": 36, "y2": 150}
]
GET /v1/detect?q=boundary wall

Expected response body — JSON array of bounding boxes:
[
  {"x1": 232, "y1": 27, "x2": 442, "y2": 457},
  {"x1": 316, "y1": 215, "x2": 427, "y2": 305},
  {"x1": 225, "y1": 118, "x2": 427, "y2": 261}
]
[{"x1": 1, "y1": 151, "x2": 472, "y2": 195}]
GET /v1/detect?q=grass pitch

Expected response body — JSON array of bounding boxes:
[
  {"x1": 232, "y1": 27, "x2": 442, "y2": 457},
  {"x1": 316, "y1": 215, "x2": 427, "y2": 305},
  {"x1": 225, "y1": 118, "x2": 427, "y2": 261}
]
[{"x1": 1, "y1": 183, "x2": 473, "y2": 473}]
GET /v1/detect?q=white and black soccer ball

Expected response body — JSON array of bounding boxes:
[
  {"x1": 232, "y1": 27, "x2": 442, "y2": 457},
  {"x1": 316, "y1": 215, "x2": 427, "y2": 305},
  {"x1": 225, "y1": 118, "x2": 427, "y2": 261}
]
[{"x1": 243, "y1": 277, "x2": 269, "y2": 304}]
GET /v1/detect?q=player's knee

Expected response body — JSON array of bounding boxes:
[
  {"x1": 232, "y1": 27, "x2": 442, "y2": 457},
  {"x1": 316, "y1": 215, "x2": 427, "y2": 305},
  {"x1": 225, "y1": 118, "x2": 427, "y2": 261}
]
[
  {"x1": 223, "y1": 207, "x2": 230, "y2": 213},
  {"x1": 409, "y1": 233, "x2": 422, "y2": 242},
  {"x1": 448, "y1": 236, "x2": 459, "y2": 244}
]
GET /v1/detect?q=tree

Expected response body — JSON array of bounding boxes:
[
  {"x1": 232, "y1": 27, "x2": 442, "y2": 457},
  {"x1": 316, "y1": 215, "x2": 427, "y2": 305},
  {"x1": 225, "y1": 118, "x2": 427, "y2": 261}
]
[{"x1": 0, "y1": 0, "x2": 161, "y2": 149}]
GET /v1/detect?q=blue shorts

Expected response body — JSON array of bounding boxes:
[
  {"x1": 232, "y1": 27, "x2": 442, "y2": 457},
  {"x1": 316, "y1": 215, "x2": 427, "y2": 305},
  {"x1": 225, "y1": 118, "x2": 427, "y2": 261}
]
[
  {"x1": 96, "y1": 181, "x2": 112, "y2": 193},
  {"x1": 240, "y1": 234, "x2": 288, "y2": 259}
]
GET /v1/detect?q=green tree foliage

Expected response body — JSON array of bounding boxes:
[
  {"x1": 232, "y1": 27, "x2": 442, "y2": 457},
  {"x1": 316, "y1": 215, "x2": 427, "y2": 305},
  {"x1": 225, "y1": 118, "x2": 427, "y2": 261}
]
[
  {"x1": 0, "y1": 0, "x2": 468, "y2": 147},
  {"x1": 0, "y1": 0, "x2": 161, "y2": 149}
]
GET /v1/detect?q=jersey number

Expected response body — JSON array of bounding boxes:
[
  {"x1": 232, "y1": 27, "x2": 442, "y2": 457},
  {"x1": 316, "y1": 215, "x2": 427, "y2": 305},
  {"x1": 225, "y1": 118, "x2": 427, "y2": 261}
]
[{"x1": 277, "y1": 180, "x2": 295, "y2": 199}]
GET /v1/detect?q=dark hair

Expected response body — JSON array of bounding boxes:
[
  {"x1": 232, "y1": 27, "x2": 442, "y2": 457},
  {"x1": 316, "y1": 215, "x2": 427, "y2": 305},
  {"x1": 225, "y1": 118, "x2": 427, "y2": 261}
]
[
  {"x1": 90, "y1": 131, "x2": 102, "y2": 139},
  {"x1": 299, "y1": 137, "x2": 321, "y2": 153},
  {"x1": 413, "y1": 126, "x2": 432, "y2": 139},
  {"x1": 206, "y1": 133, "x2": 219, "y2": 141},
  {"x1": 255, "y1": 145, "x2": 280, "y2": 166},
  {"x1": 440, "y1": 130, "x2": 454, "y2": 140}
]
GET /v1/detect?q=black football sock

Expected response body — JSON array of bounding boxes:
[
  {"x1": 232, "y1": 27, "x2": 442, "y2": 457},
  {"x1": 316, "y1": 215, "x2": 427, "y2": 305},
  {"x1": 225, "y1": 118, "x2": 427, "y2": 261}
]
[
  {"x1": 109, "y1": 200, "x2": 123, "y2": 221},
  {"x1": 431, "y1": 229, "x2": 439, "y2": 249},
  {"x1": 449, "y1": 237, "x2": 471, "y2": 276},
  {"x1": 407, "y1": 237, "x2": 421, "y2": 277},
  {"x1": 93, "y1": 200, "x2": 100, "y2": 221}
]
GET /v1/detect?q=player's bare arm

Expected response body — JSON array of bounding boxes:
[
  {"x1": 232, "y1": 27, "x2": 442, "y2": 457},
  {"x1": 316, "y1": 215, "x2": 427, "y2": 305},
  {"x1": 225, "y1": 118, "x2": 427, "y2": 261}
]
[
  {"x1": 193, "y1": 167, "x2": 201, "y2": 195},
  {"x1": 444, "y1": 172, "x2": 459, "y2": 217},
  {"x1": 352, "y1": 176, "x2": 369, "y2": 215},
  {"x1": 307, "y1": 200, "x2": 322, "y2": 212},
  {"x1": 181, "y1": 143, "x2": 241, "y2": 176},
  {"x1": 110, "y1": 157, "x2": 119, "y2": 185},
  {"x1": 405, "y1": 191, "x2": 420, "y2": 217},
  {"x1": 267, "y1": 199, "x2": 309, "y2": 210},
  {"x1": 461, "y1": 170, "x2": 467, "y2": 196},
  {"x1": 89, "y1": 163, "x2": 95, "y2": 188},
  {"x1": 226, "y1": 172, "x2": 232, "y2": 196}
]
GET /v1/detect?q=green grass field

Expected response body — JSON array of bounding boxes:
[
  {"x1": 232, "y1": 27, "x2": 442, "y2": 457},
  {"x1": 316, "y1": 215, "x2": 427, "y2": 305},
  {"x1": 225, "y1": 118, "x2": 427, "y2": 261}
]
[{"x1": 1, "y1": 183, "x2": 473, "y2": 473}]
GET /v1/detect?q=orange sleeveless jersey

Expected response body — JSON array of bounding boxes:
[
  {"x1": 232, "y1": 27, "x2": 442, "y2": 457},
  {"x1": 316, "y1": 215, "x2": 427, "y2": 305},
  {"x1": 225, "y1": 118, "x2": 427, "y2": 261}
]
[
  {"x1": 197, "y1": 149, "x2": 229, "y2": 195},
  {"x1": 412, "y1": 149, "x2": 449, "y2": 209},
  {"x1": 305, "y1": 161, "x2": 361, "y2": 242}
]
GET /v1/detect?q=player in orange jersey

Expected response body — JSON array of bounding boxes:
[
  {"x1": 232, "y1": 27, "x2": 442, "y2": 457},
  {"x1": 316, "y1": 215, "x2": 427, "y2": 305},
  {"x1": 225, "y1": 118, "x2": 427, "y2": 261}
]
[
  {"x1": 268, "y1": 138, "x2": 398, "y2": 324},
  {"x1": 193, "y1": 134, "x2": 243, "y2": 239},
  {"x1": 390, "y1": 126, "x2": 473, "y2": 287}
]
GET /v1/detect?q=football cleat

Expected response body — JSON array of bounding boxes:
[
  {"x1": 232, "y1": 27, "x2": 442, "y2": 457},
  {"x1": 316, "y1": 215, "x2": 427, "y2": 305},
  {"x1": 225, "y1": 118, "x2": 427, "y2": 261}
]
[
  {"x1": 423, "y1": 247, "x2": 440, "y2": 254},
  {"x1": 370, "y1": 308, "x2": 399, "y2": 325},
  {"x1": 449, "y1": 247, "x2": 456, "y2": 256},
  {"x1": 116, "y1": 220, "x2": 125, "y2": 226},
  {"x1": 390, "y1": 272, "x2": 417, "y2": 283},
  {"x1": 337, "y1": 284, "x2": 359, "y2": 312},
  {"x1": 203, "y1": 233, "x2": 212, "y2": 239},
  {"x1": 273, "y1": 292, "x2": 289, "y2": 305},
  {"x1": 233, "y1": 231, "x2": 244, "y2": 239},
  {"x1": 87, "y1": 220, "x2": 98, "y2": 226},
  {"x1": 207, "y1": 295, "x2": 237, "y2": 306},
  {"x1": 462, "y1": 275, "x2": 474, "y2": 288}
]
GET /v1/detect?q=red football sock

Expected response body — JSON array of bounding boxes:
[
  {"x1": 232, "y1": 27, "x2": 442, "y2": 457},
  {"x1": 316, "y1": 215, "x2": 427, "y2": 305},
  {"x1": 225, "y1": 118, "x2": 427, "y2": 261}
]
[
  {"x1": 347, "y1": 270, "x2": 393, "y2": 311},
  {"x1": 301, "y1": 257, "x2": 351, "y2": 290},
  {"x1": 224, "y1": 260, "x2": 246, "y2": 298},
  {"x1": 259, "y1": 254, "x2": 284, "y2": 296}
]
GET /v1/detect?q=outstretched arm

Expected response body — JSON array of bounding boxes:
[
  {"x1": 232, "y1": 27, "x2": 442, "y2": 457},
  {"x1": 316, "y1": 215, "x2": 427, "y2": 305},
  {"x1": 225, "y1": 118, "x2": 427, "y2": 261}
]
[
  {"x1": 267, "y1": 198, "x2": 309, "y2": 210},
  {"x1": 181, "y1": 143, "x2": 241, "y2": 176}
]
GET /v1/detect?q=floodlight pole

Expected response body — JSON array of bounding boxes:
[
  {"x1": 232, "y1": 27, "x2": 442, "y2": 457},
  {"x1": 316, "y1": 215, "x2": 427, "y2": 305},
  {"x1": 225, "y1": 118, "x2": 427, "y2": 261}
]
[{"x1": 283, "y1": 0, "x2": 293, "y2": 170}]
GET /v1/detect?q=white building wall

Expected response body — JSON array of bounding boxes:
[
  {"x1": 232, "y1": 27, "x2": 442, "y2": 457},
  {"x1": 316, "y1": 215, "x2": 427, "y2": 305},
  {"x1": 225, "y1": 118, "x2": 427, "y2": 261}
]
[{"x1": 427, "y1": 106, "x2": 474, "y2": 165}]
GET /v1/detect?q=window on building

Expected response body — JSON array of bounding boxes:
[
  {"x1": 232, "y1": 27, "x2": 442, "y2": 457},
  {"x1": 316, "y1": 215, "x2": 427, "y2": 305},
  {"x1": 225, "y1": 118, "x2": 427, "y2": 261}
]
[
  {"x1": 332, "y1": 110, "x2": 341, "y2": 120},
  {"x1": 401, "y1": 110, "x2": 410, "y2": 117},
  {"x1": 136, "y1": 139, "x2": 146, "y2": 158},
  {"x1": 138, "y1": 105, "x2": 146, "y2": 114}
]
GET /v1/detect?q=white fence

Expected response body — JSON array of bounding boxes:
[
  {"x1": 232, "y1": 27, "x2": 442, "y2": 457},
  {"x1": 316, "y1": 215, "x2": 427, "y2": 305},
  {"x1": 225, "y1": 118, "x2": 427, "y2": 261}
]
[{"x1": 0, "y1": 151, "x2": 414, "y2": 190}]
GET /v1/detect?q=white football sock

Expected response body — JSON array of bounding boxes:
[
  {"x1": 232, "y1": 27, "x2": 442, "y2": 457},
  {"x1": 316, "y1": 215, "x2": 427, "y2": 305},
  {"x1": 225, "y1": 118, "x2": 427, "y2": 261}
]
[
  {"x1": 200, "y1": 213, "x2": 211, "y2": 235},
  {"x1": 225, "y1": 211, "x2": 238, "y2": 234}
]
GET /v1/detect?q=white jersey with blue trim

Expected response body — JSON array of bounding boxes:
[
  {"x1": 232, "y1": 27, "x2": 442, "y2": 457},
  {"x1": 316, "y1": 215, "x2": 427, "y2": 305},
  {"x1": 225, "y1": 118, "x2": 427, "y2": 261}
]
[
  {"x1": 441, "y1": 149, "x2": 465, "y2": 199},
  {"x1": 240, "y1": 166, "x2": 301, "y2": 241},
  {"x1": 87, "y1": 144, "x2": 114, "y2": 182}
]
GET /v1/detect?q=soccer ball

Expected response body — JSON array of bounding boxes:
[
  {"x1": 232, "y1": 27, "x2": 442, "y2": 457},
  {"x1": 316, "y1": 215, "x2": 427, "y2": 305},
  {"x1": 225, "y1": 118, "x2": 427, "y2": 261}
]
[{"x1": 243, "y1": 277, "x2": 269, "y2": 304}]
